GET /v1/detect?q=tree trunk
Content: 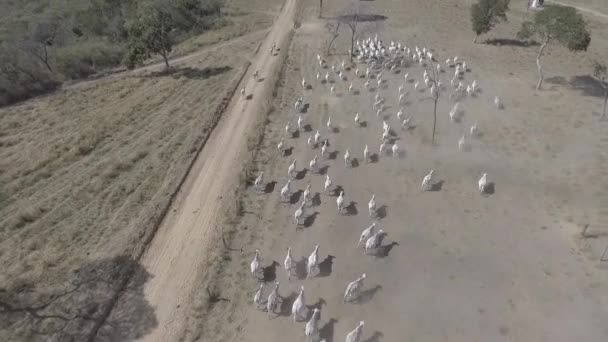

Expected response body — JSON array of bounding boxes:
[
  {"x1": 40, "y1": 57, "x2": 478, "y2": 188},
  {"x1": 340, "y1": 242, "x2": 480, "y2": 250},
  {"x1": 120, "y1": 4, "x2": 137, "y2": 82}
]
[
  {"x1": 161, "y1": 51, "x2": 170, "y2": 70},
  {"x1": 41, "y1": 45, "x2": 53, "y2": 73},
  {"x1": 319, "y1": 0, "x2": 323, "y2": 18},
  {"x1": 473, "y1": 34, "x2": 479, "y2": 44},
  {"x1": 536, "y1": 39, "x2": 548, "y2": 90},
  {"x1": 327, "y1": 37, "x2": 336, "y2": 56},
  {"x1": 432, "y1": 95, "x2": 438, "y2": 144},
  {"x1": 350, "y1": 34, "x2": 355, "y2": 62},
  {"x1": 602, "y1": 88, "x2": 608, "y2": 120},
  {"x1": 327, "y1": 26, "x2": 340, "y2": 56},
  {"x1": 42, "y1": 59, "x2": 53, "y2": 73}
]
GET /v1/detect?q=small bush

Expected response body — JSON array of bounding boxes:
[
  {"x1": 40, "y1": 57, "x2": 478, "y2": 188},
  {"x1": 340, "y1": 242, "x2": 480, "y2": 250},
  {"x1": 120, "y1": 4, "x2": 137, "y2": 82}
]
[
  {"x1": 54, "y1": 40, "x2": 125, "y2": 79},
  {"x1": 470, "y1": 0, "x2": 510, "y2": 42}
]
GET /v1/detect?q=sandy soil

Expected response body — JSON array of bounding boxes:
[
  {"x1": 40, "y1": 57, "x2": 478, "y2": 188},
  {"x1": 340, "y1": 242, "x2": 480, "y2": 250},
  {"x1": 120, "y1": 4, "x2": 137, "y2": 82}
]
[{"x1": 172, "y1": 0, "x2": 608, "y2": 341}]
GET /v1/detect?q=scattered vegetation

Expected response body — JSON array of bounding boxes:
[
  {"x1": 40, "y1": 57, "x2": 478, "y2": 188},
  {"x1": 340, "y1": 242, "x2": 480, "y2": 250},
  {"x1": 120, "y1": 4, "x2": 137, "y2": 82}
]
[
  {"x1": 517, "y1": 5, "x2": 591, "y2": 90},
  {"x1": 0, "y1": 0, "x2": 223, "y2": 106},
  {"x1": 470, "y1": 0, "x2": 510, "y2": 43}
]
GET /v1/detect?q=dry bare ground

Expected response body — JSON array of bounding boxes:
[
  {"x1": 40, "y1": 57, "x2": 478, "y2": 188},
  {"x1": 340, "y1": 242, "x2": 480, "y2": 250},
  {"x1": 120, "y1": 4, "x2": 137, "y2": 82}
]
[
  {"x1": 0, "y1": 0, "x2": 283, "y2": 340},
  {"x1": 180, "y1": 0, "x2": 608, "y2": 341}
]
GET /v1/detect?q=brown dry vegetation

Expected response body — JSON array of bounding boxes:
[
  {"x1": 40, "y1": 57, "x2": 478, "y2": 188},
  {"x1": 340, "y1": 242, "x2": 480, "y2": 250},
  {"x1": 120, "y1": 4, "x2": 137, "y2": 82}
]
[{"x1": 0, "y1": 0, "x2": 283, "y2": 339}]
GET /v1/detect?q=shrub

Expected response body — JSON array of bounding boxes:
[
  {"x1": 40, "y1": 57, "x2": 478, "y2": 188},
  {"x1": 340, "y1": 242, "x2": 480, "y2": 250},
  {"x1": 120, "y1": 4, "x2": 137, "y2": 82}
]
[
  {"x1": 54, "y1": 39, "x2": 125, "y2": 79},
  {"x1": 470, "y1": 0, "x2": 510, "y2": 43}
]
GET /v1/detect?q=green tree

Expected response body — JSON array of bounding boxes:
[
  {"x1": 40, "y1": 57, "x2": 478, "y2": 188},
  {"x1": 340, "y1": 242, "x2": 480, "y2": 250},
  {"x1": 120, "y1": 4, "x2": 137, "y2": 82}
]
[
  {"x1": 125, "y1": 4, "x2": 175, "y2": 70},
  {"x1": 592, "y1": 62, "x2": 608, "y2": 120},
  {"x1": 517, "y1": 5, "x2": 591, "y2": 90},
  {"x1": 470, "y1": 0, "x2": 510, "y2": 43},
  {"x1": 171, "y1": 0, "x2": 222, "y2": 31}
]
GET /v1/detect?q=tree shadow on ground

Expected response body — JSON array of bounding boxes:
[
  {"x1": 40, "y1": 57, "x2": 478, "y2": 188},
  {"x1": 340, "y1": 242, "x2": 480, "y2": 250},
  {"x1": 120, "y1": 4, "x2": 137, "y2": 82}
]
[
  {"x1": 546, "y1": 76, "x2": 568, "y2": 85},
  {"x1": 336, "y1": 14, "x2": 388, "y2": 22},
  {"x1": 571, "y1": 75, "x2": 606, "y2": 98},
  {"x1": 144, "y1": 66, "x2": 232, "y2": 79},
  {"x1": 0, "y1": 256, "x2": 158, "y2": 341},
  {"x1": 484, "y1": 38, "x2": 538, "y2": 47}
]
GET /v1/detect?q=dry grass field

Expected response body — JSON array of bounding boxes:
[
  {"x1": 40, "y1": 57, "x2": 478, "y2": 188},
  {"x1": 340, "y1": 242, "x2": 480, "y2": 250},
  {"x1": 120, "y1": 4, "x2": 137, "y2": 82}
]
[{"x1": 0, "y1": 0, "x2": 282, "y2": 340}]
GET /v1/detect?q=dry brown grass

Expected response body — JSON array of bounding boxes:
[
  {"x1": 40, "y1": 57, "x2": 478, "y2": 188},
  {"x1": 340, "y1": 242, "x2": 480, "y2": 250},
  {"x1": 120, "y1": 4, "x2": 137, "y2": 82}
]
[{"x1": 0, "y1": 0, "x2": 283, "y2": 339}]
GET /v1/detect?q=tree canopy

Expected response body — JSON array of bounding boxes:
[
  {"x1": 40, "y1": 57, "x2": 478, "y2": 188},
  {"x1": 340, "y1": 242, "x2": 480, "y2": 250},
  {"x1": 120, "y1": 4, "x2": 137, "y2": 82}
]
[
  {"x1": 470, "y1": 0, "x2": 510, "y2": 43},
  {"x1": 517, "y1": 5, "x2": 591, "y2": 89},
  {"x1": 517, "y1": 5, "x2": 590, "y2": 50},
  {"x1": 125, "y1": 4, "x2": 175, "y2": 69}
]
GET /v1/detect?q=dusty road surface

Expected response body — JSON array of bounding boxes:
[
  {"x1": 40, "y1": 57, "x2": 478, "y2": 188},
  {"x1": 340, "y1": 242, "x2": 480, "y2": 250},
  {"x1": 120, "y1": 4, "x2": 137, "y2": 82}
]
[
  {"x1": 129, "y1": 0, "x2": 298, "y2": 341},
  {"x1": 178, "y1": 0, "x2": 608, "y2": 341}
]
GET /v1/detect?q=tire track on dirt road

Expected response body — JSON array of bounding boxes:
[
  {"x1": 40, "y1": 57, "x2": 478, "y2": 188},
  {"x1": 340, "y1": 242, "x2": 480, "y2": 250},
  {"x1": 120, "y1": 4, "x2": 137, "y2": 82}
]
[{"x1": 131, "y1": 0, "x2": 298, "y2": 341}]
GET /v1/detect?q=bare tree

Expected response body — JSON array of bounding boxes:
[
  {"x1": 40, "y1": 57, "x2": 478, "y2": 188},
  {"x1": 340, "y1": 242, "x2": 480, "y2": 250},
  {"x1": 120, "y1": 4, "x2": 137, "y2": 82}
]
[
  {"x1": 339, "y1": 2, "x2": 361, "y2": 62},
  {"x1": 426, "y1": 61, "x2": 443, "y2": 145},
  {"x1": 19, "y1": 19, "x2": 62, "y2": 73},
  {"x1": 592, "y1": 62, "x2": 608, "y2": 120},
  {"x1": 325, "y1": 21, "x2": 341, "y2": 56}
]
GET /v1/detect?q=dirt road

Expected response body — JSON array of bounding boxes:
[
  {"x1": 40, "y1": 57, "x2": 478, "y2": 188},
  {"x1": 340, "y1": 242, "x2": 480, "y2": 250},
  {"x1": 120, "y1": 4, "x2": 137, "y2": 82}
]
[{"x1": 134, "y1": 0, "x2": 297, "y2": 340}]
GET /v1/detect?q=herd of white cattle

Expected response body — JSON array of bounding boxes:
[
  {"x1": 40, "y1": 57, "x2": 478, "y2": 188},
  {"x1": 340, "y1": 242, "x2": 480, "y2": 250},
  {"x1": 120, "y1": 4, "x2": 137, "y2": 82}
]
[{"x1": 245, "y1": 34, "x2": 500, "y2": 342}]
